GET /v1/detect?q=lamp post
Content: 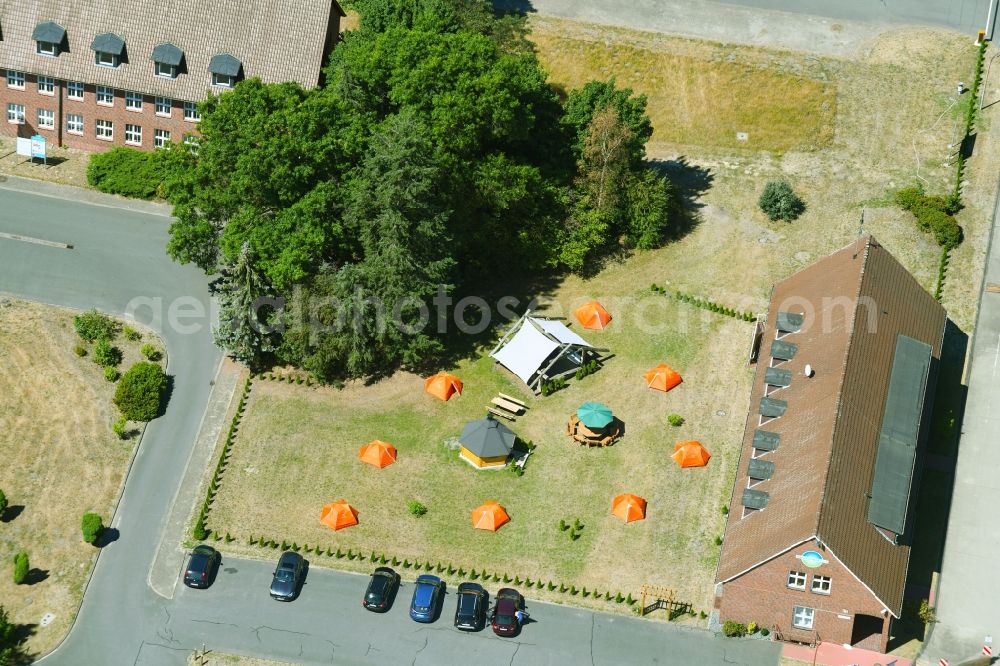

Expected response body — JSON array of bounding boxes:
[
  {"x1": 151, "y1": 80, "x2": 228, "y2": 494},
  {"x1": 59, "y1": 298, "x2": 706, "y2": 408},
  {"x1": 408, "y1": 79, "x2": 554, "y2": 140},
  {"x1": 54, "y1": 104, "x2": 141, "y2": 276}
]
[{"x1": 981, "y1": 50, "x2": 1000, "y2": 114}]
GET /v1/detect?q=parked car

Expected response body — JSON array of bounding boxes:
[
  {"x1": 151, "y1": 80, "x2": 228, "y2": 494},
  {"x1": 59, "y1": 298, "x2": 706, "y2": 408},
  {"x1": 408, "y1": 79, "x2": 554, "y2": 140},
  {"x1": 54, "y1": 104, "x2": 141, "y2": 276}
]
[
  {"x1": 409, "y1": 574, "x2": 445, "y2": 622},
  {"x1": 182, "y1": 545, "x2": 219, "y2": 589},
  {"x1": 363, "y1": 567, "x2": 400, "y2": 612},
  {"x1": 453, "y1": 582, "x2": 488, "y2": 631},
  {"x1": 269, "y1": 551, "x2": 306, "y2": 601},
  {"x1": 492, "y1": 587, "x2": 523, "y2": 636}
]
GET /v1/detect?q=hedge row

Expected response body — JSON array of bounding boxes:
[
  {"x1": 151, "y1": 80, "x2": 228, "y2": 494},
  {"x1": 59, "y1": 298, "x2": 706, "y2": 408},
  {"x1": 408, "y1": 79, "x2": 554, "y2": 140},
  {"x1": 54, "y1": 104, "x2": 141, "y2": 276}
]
[
  {"x1": 193, "y1": 377, "x2": 252, "y2": 540},
  {"x1": 86, "y1": 144, "x2": 192, "y2": 200},
  {"x1": 649, "y1": 284, "x2": 755, "y2": 321},
  {"x1": 894, "y1": 188, "x2": 963, "y2": 250},
  {"x1": 256, "y1": 372, "x2": 315, "y2": 386},
  {"x1": 243, "y1": 534, "x2": 642, "y2": 604},
  {"x1": 933, "y1": 247, "x2": 950, "y2": 301}
]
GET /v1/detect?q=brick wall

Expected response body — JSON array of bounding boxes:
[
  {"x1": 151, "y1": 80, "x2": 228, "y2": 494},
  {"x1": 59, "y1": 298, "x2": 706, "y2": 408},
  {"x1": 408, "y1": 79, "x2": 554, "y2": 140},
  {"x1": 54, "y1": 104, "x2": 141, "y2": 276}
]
[
  {"x1": 0, "y1": 69, "x2": 201, "y2": 152},
  {"x1": 718, "y1": 538, "x2": 891, "y2": 652}
]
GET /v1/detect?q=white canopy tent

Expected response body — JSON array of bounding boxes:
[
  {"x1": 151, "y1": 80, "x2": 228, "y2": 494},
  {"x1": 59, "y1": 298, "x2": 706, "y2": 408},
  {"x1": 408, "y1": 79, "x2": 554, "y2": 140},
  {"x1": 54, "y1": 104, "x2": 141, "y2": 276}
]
[{"x1": 490, "y1": 313, "x2": 605, "y2": 392}]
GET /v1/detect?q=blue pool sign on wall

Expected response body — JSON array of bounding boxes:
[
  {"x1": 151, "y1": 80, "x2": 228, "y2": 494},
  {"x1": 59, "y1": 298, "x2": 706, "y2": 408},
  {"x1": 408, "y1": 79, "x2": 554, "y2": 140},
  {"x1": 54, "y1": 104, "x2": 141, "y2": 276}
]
[{"x1": 799, "y1": 550, "x2": 828, "y2": 568}]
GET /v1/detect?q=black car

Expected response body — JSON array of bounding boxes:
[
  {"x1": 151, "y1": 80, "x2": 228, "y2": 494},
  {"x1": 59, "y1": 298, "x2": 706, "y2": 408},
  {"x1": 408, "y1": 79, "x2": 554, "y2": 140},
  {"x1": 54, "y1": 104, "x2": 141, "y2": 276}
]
[
  {"x1": 363, "y1": 567, "x2": 400, "y2": 612},
  {"x1": 182, "y1": 545, "x2": 219, "y2": 589},
  {"x1": 269, "y1": 551, "x2": 306, "y2": 601},
  {"x1": 454, "y1": 582, "x2": 488, "y2": 631}
]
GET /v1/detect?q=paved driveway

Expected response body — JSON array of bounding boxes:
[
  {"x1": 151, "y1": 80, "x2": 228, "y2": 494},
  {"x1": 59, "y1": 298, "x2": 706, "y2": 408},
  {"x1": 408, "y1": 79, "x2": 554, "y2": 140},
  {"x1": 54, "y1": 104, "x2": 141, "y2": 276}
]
[{"x1": 0, "y1": 179, "x2": 781, "y2": 665}]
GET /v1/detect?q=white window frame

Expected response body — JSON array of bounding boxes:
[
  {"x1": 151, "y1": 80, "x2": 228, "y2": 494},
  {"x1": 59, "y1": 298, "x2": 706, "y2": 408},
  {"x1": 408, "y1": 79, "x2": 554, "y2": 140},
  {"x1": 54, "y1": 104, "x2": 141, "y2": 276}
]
[
  {"x1": 96, "y1": 86, "x2": 114, "y2": 106},
  {"x1": 66, "y1": 113, "x2": 84, "y2": 134},
  {"x1": 7, "y1": 70, "x2": 25, "y2": 89},
  {"x1": 155, "y1": 97, "x2": 171, "y2": 116},
  {"x1": 811, "y1": 575, "x2": 831, "y2": 595},
  {"x1": 154, "y1": 128, "x2": 171, "y2": 149},
  {"x1": 183, "y1": 101, "x2": 200, "y2": 122},
  {"x1": 124, "y1": 124, "x2": 142, "y2": 146},
  {"x1": 125, "y1": 91, "x2": 143, "y2": 111},
  {"x1": 37, "y1": 76, "x2": 55, "y2": 95},
  {"x1": 96, "y1": 119, "x2": 113, "y2": 141},
  {"x1": 67, "y1": 81, "x2": 85, "y2": 100},
  {"x1": 740, "y1": 505, "x2": 758, "y2": 519},
  {"x1": 6, "y1": 103, "x2": 25, "y2": 124},
  {"x1": 37, "y1": 108, "x2": 54, "y2": 129},
  {"x1": 155, "y1": 62, "x2": 177, "y2": 79},
  {"x1": 95, "y1": 51, "x2": 119, "y2": 68},
  {"x1": 211, "y1": 72, "x2": 235, "y2": 88},
  {"x1": 36, "y1": 41, "x2": 60, "y2": 57},
  {"x1": 787, "y1": 571, "x2": 807, "y2": 590},
  {"x1": 792, "y1": 606, "x2": 815, "y2": 630}
]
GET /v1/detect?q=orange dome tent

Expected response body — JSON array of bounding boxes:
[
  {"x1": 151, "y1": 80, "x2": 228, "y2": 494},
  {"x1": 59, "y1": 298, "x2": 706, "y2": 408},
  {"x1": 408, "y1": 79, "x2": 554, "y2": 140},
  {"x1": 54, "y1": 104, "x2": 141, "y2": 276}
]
[
  {"x1": 359, "y1": 440, "x2": 397, "y2": 469},
  {"x1": 611, "y1": 493, "x2": 647, "y2": 523},
  {"x1": 644, "y1": 364, "x2": 682, "y2": 392},
  {"x1": 425, "y1": 372, "x2": 463, "y2": 401},
  {"x1": 320, "y1": 500, "x2": 359, "y2": 531},
  {"x1": 672, "y1": 441, "x2": 711, "y2": 468},
  {"x1": 470, "y1": 501, "x2": 510, "y2": 532},
  {"x1": 575, "y1": 301, "x2": 612, "y2": 331}
]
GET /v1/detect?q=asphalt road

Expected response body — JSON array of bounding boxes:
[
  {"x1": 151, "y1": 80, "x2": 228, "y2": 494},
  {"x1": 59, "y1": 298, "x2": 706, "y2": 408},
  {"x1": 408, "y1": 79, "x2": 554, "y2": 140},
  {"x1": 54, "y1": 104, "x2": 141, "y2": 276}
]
[
  {"x1": 495, "y1": 0, "x2": 992, "y2": 33},
  {"x1": 0, "y1": 180, "x2": 782, "y2": 665}
]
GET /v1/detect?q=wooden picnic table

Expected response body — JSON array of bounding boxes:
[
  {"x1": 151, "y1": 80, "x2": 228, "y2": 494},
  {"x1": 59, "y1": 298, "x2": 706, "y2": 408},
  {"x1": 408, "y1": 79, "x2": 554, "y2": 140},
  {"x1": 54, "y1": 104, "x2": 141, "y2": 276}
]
[{"x1": 492, "y1": 396, "x2": 525, "y2": 414}]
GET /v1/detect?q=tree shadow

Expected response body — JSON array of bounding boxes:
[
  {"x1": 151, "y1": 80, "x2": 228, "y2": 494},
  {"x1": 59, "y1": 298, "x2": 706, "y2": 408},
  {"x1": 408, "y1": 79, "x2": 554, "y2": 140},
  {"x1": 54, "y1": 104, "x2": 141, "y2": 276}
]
[
  {"x1": 1, "y1": 504, "x2": 25, "y2": 523},
  {"x1": 889, "y1": 319, "x2": 967, "y2": 650},
  {"x1": 156, "y1": 374, "x2": 175, "y2": 419},
  {"x1": 491, "y1": 0, "x2": 537, "y2": 15},
  {"x1": 5, "y1": 622, "x2": 37, "y2": 665},
  {"x1": 649, "y1": 156, "x2": 714, "y2": 235},
  {"x1": 24, "y1": 569, "x2": 49, "y2": 585},
  {"x1": 94, "y1": 527, "x2": 120, "y2": 548}
]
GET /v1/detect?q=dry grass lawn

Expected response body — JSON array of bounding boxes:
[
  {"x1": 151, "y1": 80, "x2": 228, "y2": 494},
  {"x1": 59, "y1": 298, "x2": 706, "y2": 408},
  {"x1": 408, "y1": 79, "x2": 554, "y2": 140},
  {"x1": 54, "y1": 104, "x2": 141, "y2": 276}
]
[
  {"x1": 531, "y1": 17, "x2": 993, "y2": 332},
  {"x1": 531, "y1": 16, "x2": 836, "y2": 154},
  {"x1": 0, "y1": 298, "x2": 159, "y2": 658}
]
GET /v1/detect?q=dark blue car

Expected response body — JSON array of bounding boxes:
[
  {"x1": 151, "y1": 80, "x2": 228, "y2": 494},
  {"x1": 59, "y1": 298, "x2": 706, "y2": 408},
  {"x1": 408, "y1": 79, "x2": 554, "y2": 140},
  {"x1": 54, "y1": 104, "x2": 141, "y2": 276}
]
[{"x1": 409, "y1": 574, "x2": 445, "y2": 622}]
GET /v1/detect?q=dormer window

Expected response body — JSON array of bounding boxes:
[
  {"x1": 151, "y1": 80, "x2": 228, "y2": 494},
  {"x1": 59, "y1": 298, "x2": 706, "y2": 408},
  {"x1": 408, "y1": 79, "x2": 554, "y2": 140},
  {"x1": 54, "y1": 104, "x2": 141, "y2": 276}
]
[
  {"x1": 212, "y1": 73, "x2": 235, "y2": 88},
  {"x1": 92, "y1": 33, "x2": 125, "y2": 68},
  {"x1": 33, "y1": 21, "x2": 66, "y2": 58},
  {"x1": 151, "y1": 43, "x2": 184, "y2": 80},
  {"x1": 208, "y1": 53, "x2": 242, "y2": 89}
]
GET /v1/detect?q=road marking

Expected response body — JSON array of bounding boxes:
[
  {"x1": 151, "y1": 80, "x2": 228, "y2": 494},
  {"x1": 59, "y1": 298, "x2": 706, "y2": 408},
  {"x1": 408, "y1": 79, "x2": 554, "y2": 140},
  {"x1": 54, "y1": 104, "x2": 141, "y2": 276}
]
[{"x1": 0, "y1": 231, "x2": 72, "y2": 249}]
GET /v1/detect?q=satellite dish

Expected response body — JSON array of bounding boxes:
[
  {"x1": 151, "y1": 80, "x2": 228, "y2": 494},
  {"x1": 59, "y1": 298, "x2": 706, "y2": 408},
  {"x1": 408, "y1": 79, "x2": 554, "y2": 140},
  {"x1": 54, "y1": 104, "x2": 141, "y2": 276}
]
[{"x1": 804, "y1": 364, "x2": 814, "y2": 377}]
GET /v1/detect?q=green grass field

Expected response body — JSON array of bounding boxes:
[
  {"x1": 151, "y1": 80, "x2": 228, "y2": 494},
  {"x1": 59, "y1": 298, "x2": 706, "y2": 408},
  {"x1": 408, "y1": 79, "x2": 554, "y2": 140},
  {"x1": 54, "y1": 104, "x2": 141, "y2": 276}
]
[{"x1": 207, "y1": 294, "x2": 754, "y2": 612}]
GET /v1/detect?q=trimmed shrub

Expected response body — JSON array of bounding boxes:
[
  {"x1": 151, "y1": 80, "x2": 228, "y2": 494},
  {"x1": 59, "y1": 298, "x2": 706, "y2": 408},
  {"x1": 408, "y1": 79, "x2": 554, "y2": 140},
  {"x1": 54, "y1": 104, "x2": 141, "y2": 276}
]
[
  {"x1": 81, "y1": 512, "x2": 104, "y2": 544},
  {"x1": 721, "y1": 504, "x2": 729, "y2": 515},
  {"x1": 747, "y1": 621, "x2": 758, "y2": 634},
  {"x1": 104, "y1": 366, "x2": 121, "y2": 382},
  {"x1": 74, "y1": 309, "x2": 118, "y2": 342},
  {"x1": 113, "y1": 362, "x2": 167, "y2": 421},
  {"x1": 894, "y1": 186, "x2": 924, "y2": 211},
  {"x1": 667, "y1": 414, "x2": 684, "y2": 427},
  {"x1": 558, "y1": 518, "x2": 567, "y2": 531},
  {"x1": 74, "y1": 344, "x2": 88, "y2": 357},
  {"x1": 86, "y1": 144, "x2": 192, "y2": 200},
  {"x1": 123, "y1": 325, "x2": 142, "y2": 341},
  {"x1": 723, "y1": 620, "x2": 747, "y2": 638},
  {"x1": 714, "y1": 535, "x2": 723, "y2": 546},
  {"x1": 758, "y1": 180, "x2": 805, "y2": 222},
  {"x1": 574, "y1": 360, "x2": 600, "y2": 380},
  {"x1": 93, "y1": 339, "x2": 123, "y2": 367},
  {"x1": 540, "y1": 376, "x2": 568, "y2": 396},
  {"x1": 760, "y1": 627, "x2": 770, "y2": 637},
  {"x1": 12, "y1": 552, "x2": 28, "y2": 584},
  {"x1": 140, "y1": 343, "x2": 162, "y2": 362},
  {"x1": 112, "y1": 415, "x2": 127, "y2": 440},
  {"x1": 407, "y1": 500, "x2": 428, "y2": 517}
]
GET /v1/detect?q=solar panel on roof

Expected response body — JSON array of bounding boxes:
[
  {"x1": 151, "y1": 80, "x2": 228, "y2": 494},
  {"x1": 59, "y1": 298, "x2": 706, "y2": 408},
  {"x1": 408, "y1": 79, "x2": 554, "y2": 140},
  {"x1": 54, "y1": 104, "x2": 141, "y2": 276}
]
[
  {"x1": 868, "y1": 335, "x2": 932, "y2": 536},
  {"x1": 742, "y1": 488, "x2": 769, "y2": 510},
  {"x1": 770, "y1": 340, "x2": 798, "y2": 360},
  {"x1": 753, "y1": 430, "x2": 780, "y2": 451}
]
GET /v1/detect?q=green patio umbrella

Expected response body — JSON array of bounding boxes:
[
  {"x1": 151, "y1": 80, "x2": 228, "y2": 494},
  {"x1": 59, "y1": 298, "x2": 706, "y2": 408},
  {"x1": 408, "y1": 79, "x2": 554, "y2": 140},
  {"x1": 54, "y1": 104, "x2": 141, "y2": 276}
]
[{"x1": 577, "y1": 402, "x2": 613, "y2": 429}]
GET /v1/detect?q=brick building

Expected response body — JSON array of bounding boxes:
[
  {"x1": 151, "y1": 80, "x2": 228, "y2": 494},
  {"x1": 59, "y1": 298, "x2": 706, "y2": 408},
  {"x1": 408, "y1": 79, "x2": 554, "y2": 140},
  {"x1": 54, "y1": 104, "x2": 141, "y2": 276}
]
[
  {"x1": 0, "y1": 0, "x2": 345, "y2": 152},
  {"x1": 715, "y1": 235, "x2": 946, "y2": 652}
]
